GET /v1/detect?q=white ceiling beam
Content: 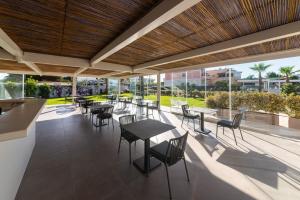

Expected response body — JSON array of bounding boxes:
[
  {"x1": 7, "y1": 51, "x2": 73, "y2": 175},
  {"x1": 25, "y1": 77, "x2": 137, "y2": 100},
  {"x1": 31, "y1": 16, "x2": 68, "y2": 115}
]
[
  {"x1": 0, "y1": 28, "x2": 42, "y2": 75},
  {"x1": 161, "y1": 48, "x2": 300, "y2": 73},
  {"x1": 74, "y1": 67, "x2": 88, "y2": 76},
  {"x1": 23, "y1": 52, "x2": 90, "y2": 68},
  {"x1": 0, "y1": 49, "x2": 15, "y2": 60},
  {"x1": 22, "y1": 52, "x2": 134, "y2": 76},
  {"x1": 92, "y1": 62, "x2": 132, "y2": 72},
  {"x1": 20, "y1": 60, "x2": 43, "y2": 75},
  {"x1": 134, "y1": 21, "x2": 300, "y2": 71},
  {"x1": 0, "y1": 28, "x2": 22, "y2": 57},
  {"x1": 97, "y1": 71, "x2": 124, "y2": 78},
  {"x1": 91, "y1": 0, "x2": 202, "y2": 64},
  {"x1": 136, "y1": 68, "x2": 159, "y2": 74}
]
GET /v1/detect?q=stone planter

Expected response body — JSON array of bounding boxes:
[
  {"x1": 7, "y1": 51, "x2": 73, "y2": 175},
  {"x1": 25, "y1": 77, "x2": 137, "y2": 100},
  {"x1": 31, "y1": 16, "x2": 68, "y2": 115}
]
[{"x1": 217, "y1": 108, "x2": 300, "y2": 130}]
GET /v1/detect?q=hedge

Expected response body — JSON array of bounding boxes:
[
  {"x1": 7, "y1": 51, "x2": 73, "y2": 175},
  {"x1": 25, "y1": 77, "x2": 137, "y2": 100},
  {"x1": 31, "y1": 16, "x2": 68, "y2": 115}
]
[{"x1": 206, "y1": 92, "x2": 300, "y2": 118}]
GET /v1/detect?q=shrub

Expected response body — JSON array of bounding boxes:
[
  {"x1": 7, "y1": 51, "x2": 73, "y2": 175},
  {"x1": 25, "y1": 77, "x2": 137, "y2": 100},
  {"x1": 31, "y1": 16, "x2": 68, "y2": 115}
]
[
  {"x1": 286, "y1": 95, "x2": 300, "y2": 118},
  {"x1": 25, "y1": 77, "x2": 38, "y2": 97},
  {"x1": 206, "y1": 92, "x2": 286, "y2": 114},
  {"x1": 206, "y1": 95, "x2": 217, "y2": 108},
  {"x1": 4, "y1": 81, "x2": 22, "y2": 98},
  {"x1": 38, "y1": 83, "x2": 50, "y2": 98},
  {"x1": 281, "y1": 83, "x2": 297, "y2": 95}
]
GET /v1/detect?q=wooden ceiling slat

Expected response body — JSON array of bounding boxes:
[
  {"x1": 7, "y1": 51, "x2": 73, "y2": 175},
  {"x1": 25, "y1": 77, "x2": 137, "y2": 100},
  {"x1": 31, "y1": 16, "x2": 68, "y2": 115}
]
[
  {"x1": 104, "y1": 0, "x2": 300, "y2": 66},
  {"x1": 0, "y1": 59, "x2": 32, "y2": 71},
  {"x1": 0, "y1": 0, "x2": 160, "y2": 58},
  {"x1": 81, "y1": 68, "x2": 114, "y2": 76},
  {"x1": 37, "y1": 64, "x2": 78, "y2": 73},
  {"x1": 151, "y1": 35, "x2": 300, "y2": 70}
]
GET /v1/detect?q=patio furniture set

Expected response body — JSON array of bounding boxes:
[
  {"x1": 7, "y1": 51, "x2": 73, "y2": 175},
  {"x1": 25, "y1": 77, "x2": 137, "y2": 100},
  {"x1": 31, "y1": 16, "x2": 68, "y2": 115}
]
[{"x1": 181, "y1": 104, "x2": 244, "y2": 145}]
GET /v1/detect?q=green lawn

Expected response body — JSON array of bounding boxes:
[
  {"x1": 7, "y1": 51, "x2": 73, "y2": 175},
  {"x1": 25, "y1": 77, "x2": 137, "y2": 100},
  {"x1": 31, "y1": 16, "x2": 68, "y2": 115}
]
[{"x1": 46, "y1": 94, "x2": 206, "y2": 108}]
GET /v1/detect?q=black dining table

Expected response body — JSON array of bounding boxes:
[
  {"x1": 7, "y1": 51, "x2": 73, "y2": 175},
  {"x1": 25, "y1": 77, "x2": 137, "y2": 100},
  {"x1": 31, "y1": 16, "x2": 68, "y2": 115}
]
[
  {"x1": 122, "y1": 119, "x2": 175, "y2": 175},
  {"x1": 92, "y1": 104, "x2": 113, "y2": 127}
]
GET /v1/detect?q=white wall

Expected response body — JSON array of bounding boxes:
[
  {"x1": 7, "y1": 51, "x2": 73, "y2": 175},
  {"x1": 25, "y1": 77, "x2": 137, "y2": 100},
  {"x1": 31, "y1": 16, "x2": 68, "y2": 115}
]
[{"x1": 0, "y1": 122, "x2": 36, "y2": 200}]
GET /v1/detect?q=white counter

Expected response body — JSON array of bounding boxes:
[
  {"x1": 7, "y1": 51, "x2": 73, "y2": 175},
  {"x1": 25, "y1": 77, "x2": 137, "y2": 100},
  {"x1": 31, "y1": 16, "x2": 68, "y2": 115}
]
[{"x1": 0, "y1": 98, "x2": 45, "y2": 200}]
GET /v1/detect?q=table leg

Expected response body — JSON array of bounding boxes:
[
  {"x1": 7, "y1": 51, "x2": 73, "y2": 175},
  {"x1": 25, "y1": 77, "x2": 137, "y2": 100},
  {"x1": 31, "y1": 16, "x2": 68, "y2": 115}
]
[
  {"x1": 200, "y1": 112, "x2": 204, "y2": 131},
  {"x1": 194, "y1": 112, "x2": 211, "y2": 135},
  {"x1": 133, "y1": 138, "x2": 161, "y2": 175},
  {"x1": 144, "y1": 139, "x2": 150, "y2": 175}
]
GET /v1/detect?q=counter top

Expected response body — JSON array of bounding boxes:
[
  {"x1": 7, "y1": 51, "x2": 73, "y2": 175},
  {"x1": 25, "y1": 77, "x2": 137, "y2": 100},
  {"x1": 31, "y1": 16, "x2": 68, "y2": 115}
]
[{"x1": 0, "y1": 98, "x2": 46, "y2": 142}]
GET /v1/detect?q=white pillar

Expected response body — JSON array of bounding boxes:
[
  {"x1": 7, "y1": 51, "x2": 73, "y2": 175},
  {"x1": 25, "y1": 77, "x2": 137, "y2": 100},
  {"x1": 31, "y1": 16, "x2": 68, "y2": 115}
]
[
  {"x1": 72, "y1": 76, "x2": 77, "y2": 96},
  {"x1": 157, "y1": 73, "x2": 161, "y2": 109},
  {"x1": 118, "y1": 79, "x2": 121, "y2": 96},
  {"x1": 229, "y1": 68, "x2": 232, "y2": 120},
  {"x1": 22, "y1": 74, "x2": 25, "y2": 98}
]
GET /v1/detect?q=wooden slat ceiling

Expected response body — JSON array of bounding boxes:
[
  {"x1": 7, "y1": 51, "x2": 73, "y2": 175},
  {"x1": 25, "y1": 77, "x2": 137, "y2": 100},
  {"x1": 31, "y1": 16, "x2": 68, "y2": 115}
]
[
  {"x1": 36, "y1": 64, "x2": 78, "y2": 73},
  {"x1": 0, "y1": 60, "x2": 31, "y2": 71},
  {"x1": 150, "y1": 35, "x2": 300, "y2": 70},
  {"x1": 111, "y1": 72, "x2": 140, "y2": 77},
  {"x1": 0, "y1": 0, "x2": 299, "y2": 77},
  {"x1": 81, "y1": 68, "x2": 114, "y2": 76},
  {"x1": 104, "y1": 0, "x2": 300, "y2": 66},
  {"x1": 0, "y1": 0, "x2": 160, "y2": 58}
]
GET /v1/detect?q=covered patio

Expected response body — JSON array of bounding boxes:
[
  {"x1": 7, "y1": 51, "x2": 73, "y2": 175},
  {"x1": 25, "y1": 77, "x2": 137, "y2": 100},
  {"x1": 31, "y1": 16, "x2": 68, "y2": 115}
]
[
  {"x1": 15, "y1": 106, "x2": 300, "y2": 200},
  {"x1": 0, "y1": 0, "x2": 300, "y2": 200}
]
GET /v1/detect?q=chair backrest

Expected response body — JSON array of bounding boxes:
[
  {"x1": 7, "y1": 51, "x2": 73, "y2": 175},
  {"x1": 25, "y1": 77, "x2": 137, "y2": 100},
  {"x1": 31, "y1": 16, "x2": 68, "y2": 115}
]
[
  {"x1": 119, "y1": 114, "x2": 136, "y2": 127},
  {"x1": 92, "y1": 101, "x2": 102, "y2": 107},
  {"x1": 181, "y1": 104, "x2": 190, "y2": 116},
  {"x1": 126, "y1": 97, "x2": 133, "y2": 103},
  {"x1": 232, "y1": 113, "x2": 243, "y2": 128},
  {"x1": 165, "y1": 132, "x2": 188, "y2": 165},
  {"x1": 84, "y1": 99, "x2": 94, "y2": 106},
  {"x1": 105, "y1": 106, "x2": 114, "y2": 114}
]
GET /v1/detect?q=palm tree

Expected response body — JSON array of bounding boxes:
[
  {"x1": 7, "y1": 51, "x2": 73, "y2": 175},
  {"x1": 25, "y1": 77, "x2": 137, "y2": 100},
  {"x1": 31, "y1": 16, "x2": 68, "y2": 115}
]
[
  {"x1": 250, "y1": 63, "x2": 271, "y2": 92},
  {"x1": 279, "y1": 66, "x2": 300, "y2": 83}
]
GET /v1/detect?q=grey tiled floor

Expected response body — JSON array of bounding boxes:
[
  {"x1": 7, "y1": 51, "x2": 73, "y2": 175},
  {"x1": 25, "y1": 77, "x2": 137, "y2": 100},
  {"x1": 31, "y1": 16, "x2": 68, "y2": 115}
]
[{"x1": 16, "y1": 105, "x2": 300, "y2": 200}]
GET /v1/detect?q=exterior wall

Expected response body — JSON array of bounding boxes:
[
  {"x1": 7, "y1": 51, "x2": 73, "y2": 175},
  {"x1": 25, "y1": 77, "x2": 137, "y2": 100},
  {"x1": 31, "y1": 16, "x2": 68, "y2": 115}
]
[{"x1": 164, "y1": 68, "x2": 241, "y2": 87}]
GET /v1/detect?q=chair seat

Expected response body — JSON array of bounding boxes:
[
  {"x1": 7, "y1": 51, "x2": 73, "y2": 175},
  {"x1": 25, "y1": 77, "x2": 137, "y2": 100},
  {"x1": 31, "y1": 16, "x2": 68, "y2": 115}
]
[
  {"x1": 184, "y1": 113, "x2": 199, "y2": 119},
  {"x1": 217, "y1": 119, "x2": 232, "y2": 128},
  {"x1": 122, "y1": 131, "x2": 139, "y2": 143},
  {"x1": 98, "y1": 113, "x2": 112, "y2": 119},
  {"x1": 150, "y1": 141, "x2": 170, "y2": 163}
]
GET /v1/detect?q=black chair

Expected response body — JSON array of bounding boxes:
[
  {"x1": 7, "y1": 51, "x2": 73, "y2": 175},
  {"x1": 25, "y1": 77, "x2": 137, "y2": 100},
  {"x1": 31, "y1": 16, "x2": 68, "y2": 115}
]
[
  {"x1": 81, "y1": 99, "x2": 94, "y2": 114},
  {"x1": 181, "y1": 104, "x2": 199, "y2": 130},
  {"x1": 90, "y1": 102, "x2": 102, "y2": 123},
  {"x1": 216, "y1": 113, "x2": 244, "y2": 145},
  {"x1": 118, "y1": 115, "x2": 139, "y2": 164},
  {"x1": 147, "y1": 100, "x2": 161, "y2": 120},
  {"x1": 97, "y1": 106, "x2": 114, "y2": 128},
  {"x1": 74, "y1": 96, "x2": 85, "y2": 107},
  {"x1": 135, "y1": 99, "x2": 147, "y2": 115},
  {"x1": 123, "y1": 97, "x2": 133, "y2": 111},
  {"x1": 150, "y1": 132, "x2": 190, "y2": 200}
]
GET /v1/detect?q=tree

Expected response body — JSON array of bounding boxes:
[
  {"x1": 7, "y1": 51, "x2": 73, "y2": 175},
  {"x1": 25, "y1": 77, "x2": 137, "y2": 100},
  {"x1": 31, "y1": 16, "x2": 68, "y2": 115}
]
[
  {"x1": 250, "y1": 63, "x2": 271, "y2": 92},
  {"x1": 245, "y1": 75, "x2": 256, "y2": 80},
  {"x1": 279, "y1": 66, "x2": 300, "y2": 83},
  {"x1": 215, "y1": 80, "x2": 228, "y2": 91},
  {"x1": 25, "y1": 77, "x2": 38, "y2": 97},
  {"x1": 38, "y1": 83, "x2": 50, "y2": 98},
  {"x1": 266, "y1": 71, "x2": 280, "y2": 79}
]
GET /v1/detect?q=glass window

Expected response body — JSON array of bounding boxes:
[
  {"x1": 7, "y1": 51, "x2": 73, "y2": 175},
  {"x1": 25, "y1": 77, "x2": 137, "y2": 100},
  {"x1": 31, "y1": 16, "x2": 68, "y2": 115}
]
[{"x1": 0, "y1": 73, "x2": 24, "y2": 99}]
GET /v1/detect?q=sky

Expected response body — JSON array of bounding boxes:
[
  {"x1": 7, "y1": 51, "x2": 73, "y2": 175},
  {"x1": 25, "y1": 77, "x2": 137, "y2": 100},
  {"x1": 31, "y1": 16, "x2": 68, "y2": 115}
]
[
  {"x1": 1, "y1": 56, "x2": 300, "y2": 80},
  {"x1": 210, "y1": 56, "x2": 300, "y2": 78}
]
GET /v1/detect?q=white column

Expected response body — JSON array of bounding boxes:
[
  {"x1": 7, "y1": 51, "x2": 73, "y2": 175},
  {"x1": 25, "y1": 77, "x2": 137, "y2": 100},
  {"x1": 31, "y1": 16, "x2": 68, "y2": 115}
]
[
  {"x1": 229, "y1": 68, "x2": 232, "y2": 120},
  {"x1": 157, "y1": 73, "x2": 161, "y2": 109},
  {"x1": 22, "y1": 74, "x2": 25, "y2": 98},
  {"x1": 72, "y1": 76, "x2": 77, "y2": 96},
  {"x1": 118, "y1": 79, "x2": 121, "y2": 96}
]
